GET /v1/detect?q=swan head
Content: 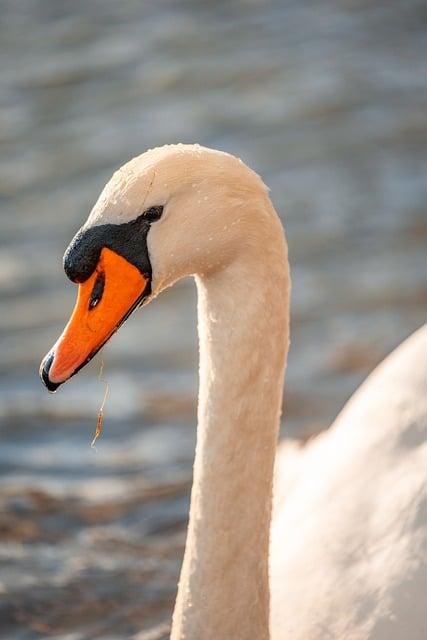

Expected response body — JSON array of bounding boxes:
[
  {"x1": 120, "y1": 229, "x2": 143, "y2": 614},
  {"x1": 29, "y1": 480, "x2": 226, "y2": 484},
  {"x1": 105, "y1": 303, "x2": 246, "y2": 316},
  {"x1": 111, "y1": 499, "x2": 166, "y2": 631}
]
[{"x1": 40, "y1": 143, "x2": 270, "y2": 391}]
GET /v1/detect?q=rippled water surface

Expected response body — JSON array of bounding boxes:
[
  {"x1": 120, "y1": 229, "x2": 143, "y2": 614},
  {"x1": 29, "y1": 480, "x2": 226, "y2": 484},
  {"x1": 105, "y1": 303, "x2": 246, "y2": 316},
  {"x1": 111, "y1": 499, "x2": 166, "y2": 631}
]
[{"x1": 0, "y1": 1, "x2": 426, "y2": 638}]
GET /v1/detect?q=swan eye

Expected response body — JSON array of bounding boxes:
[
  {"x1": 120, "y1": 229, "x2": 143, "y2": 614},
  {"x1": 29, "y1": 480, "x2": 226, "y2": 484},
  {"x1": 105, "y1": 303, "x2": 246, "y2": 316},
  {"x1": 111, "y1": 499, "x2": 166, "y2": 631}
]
[
  {"x1": 89, "y1": 271, "x2": 105, "y2": 310},
  {"x1": 143, "y1": 206, "x2": 163, "y2": 222}
]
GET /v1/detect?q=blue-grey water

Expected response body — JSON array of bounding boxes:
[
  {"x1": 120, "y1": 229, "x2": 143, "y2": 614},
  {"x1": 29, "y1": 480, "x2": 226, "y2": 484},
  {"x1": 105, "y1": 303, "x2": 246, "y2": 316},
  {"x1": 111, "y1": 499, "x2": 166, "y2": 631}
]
[{"x1": 0, "y1": 1, "x2": 426, "y2": 638}]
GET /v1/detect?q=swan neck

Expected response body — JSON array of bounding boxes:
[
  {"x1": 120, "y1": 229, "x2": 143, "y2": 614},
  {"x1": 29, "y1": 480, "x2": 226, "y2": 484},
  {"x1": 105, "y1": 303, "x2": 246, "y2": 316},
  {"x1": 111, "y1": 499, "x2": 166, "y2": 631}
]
[{"x1": 171, "y1": 216, "x2": 290, "y2": 640}]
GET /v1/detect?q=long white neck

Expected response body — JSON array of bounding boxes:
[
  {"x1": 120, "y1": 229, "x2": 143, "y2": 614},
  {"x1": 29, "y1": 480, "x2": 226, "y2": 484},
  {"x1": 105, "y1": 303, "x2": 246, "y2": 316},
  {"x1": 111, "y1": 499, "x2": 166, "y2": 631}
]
[{"x1": 171, "y1": 204, "x2": 290, "y2": 639}]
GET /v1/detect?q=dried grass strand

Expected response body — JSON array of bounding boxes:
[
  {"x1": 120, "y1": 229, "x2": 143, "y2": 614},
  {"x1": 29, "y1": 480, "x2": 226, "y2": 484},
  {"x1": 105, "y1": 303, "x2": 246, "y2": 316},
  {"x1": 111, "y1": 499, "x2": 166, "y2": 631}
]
[{"x1": 91, "y1": 356, "x2": 109, "y2": 449}]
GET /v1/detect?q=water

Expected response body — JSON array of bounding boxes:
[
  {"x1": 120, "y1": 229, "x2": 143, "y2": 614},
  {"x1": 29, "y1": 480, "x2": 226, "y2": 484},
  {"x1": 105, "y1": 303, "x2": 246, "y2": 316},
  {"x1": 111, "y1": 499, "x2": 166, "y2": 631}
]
[{"x1": 0, "y1": 1, "x2": 426, "y2": 637}]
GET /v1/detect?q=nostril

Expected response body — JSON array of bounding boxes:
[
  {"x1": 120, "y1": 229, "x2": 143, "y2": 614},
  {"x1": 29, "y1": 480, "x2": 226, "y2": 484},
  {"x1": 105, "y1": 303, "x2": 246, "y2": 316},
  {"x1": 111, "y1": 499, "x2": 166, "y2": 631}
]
[
  {"x1": 40, "y1": 352, "x2": 61, "y2": 393},
  {"x1": 89, "y1": 271, "x2": 105, "y2": 310}
]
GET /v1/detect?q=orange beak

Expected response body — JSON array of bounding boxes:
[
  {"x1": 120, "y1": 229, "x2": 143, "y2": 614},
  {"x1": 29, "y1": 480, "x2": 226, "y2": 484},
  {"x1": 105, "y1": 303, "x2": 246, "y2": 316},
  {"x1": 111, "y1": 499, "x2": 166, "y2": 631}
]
[{"x1": 40, "y1": 247, "x2": 149, "y2": 391}]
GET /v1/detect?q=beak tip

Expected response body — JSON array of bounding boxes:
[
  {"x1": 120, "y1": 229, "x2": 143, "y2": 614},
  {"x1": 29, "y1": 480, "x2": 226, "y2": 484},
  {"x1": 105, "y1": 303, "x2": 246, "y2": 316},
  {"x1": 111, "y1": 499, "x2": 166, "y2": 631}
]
[{"x1": 40, "y1": 352, "x2": 61, "y2": 393}]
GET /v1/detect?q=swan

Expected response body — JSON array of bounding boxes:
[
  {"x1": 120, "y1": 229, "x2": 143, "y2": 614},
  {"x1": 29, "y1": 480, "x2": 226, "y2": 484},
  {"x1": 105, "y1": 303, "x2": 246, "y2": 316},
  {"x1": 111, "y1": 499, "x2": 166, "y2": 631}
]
[{"x1": 39, "y1": 144, "x2": 427, "y2": 639}]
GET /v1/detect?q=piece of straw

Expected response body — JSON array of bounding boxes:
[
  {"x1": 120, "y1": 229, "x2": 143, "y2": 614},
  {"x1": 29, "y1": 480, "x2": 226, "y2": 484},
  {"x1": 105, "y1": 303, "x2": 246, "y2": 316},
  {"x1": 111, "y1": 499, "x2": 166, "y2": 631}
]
[{"x1": 91, "y1": 356, "x2": 109, "y2": 449}]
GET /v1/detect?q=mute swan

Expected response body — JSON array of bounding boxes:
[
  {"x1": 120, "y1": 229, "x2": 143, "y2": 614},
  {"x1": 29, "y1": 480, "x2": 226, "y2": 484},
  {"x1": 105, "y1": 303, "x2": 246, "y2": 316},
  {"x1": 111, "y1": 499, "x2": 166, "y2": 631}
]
[{"x1": 39, "y1": 144, "x2": 427, "y2": 639}]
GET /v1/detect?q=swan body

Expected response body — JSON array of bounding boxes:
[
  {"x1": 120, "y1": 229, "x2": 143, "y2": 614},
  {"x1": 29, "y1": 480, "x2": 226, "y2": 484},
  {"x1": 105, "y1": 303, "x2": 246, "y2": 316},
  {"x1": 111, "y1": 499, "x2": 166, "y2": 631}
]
[
  {"x1": 39, "y1": 144, "x2": 427, "y2": 639},
  {"x1": 272, "y1": 324, "x2": 427, "y2": 639}
]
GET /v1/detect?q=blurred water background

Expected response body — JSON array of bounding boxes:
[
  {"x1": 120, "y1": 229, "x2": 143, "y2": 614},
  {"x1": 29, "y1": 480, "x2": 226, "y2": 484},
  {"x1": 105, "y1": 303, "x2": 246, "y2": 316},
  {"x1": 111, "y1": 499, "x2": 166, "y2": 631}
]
[{"x1": 0, "y1": 1, "x2": 426, "y2": 638}]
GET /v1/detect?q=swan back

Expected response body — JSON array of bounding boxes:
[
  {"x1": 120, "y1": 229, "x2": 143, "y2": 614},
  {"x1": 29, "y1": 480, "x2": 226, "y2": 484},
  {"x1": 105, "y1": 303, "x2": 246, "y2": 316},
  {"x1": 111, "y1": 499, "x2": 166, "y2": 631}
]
[{"x1": 272, "y1": 324, "x2": 427, "y2": 640}]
